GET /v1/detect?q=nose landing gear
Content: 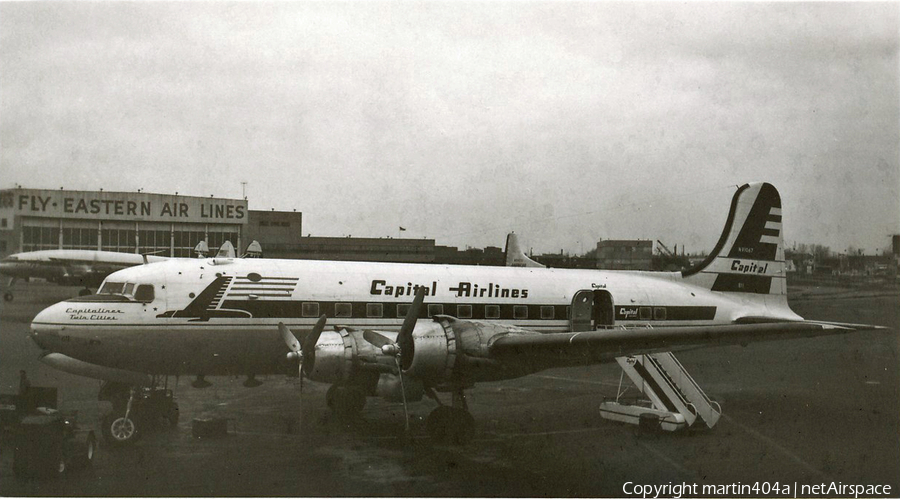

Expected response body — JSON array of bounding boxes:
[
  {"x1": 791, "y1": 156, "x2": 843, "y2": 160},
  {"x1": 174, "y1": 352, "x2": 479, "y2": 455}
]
[{"x1": 99, "y1": 379, "x2": 180, "y2": 446}]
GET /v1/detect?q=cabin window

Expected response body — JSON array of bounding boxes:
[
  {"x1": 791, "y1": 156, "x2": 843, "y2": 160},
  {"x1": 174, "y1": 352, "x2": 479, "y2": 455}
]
[
  {"x1": 366, "y1": 303, "x2": 383, "y2": 318},
  {"x1": 639, "y1": 307, "x2": 652, "y2": 320},
  {"x1": 541, "y1": 306, "x2": 555, "y2": 320},
  {"x1": 513, "y1": 305, "x2": 528, "y2": 320},
  {"x1": 427, "y1": 304, "x2": 443, "y2": 318},
  {"x1": 457, "y1": 304, "x2": 472, "y2": 319},
  {"x1": 123, "y1": 283, "x2": 135, "y2": 296},
  {"x1": 335, "y1": 303, "x2": 352, "y2": 318},
  {"x1": 654, "y1": 307, "x2": 667, "y2": 320},
  {"x1": 99, "y1": 282, "x2": 125, "y2": 295},
  {"x1": 302, "y1": 302, "x2": 319, "y2": 317},
  {"x1": 134, "y1": 284, "x2": 155, "y2": 303},
  {"x1": 485, "y1": 305, "x2": 500, "y2": 319},
  {"x1": 397, "y1": 304, "x2": 411, "y2": 318}
]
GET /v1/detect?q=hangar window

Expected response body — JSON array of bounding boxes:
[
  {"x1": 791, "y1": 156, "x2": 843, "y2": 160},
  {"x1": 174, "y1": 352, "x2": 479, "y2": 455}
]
[
  {"x1": 0, "y1": 218, "x2": 6, "y2": 228},
  {"x1": 366, "y1": 303, "x2": 383, "y2": 318},
  {"x1": 302, "y1": 302, "x2": 319, "y2": 317},
  {"x1": 457, "y1": 304, "x2": 472, "y2": 319},
  {"x1": 397, "y1": 304, "x2": 410, "y2": 317},
  {"x1": 427, "y1": 304, "x2": 443, "y2": 318},
  {"x1": 485, "y1": 305, "x2": 500, "y2": 319},
  {"x1": 639, "y1": 307, "x2": 652, "y2": 320},
  {"x1": 335, "y1": 303, "x2": 352, "y2": 318},
  {"x1": 134, "y1": 284, "x2": 155, "y2": 303},
  {"x1": 513, "y1": 305, "x2": 528, "y2": 320},
  {"x1": 541, "y1": 306, "x2": 555, "y2": 320}
]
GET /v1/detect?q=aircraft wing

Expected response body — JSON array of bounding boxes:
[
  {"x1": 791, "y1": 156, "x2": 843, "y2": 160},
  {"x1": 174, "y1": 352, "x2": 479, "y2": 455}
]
[{"x1": 488, "y1": 321, "x2": 888, "y2": 365}]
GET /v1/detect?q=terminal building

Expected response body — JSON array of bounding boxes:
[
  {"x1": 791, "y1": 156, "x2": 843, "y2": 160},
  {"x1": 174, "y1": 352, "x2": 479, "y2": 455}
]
[
  {"x1": 0, "y1": 188, "x2": 248, "y2": 258},
  {"x1": 0, "y1": 187, "x2": 437, "y2": 264}
]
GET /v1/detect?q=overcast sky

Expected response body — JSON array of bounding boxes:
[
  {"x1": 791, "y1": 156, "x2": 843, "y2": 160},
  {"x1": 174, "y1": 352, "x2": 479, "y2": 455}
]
[{"x1": 1, "y1": 2, "x2": 897, "y2": 255}]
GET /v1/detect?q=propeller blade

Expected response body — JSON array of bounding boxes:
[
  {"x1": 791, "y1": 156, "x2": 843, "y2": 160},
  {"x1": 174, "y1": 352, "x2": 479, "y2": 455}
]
[
  {"x1": 395, "y1": 359, "x2": 410, "y2": 433},
  {"x1": 279, "y1": 322, "x2": 300, "y2": 354},
  {"x1": 300, "y1": 315, "x2": 327, "y2": 376},
  {"x1": 301, "y1": 315, "x2": 327, "y2": 353},
  {"x1": 398, "y1": 287, "x2": 427, "y2": 340},
  {"x1": 397, "y1": 287, "x2": 427, "y2": 370},
  {"x1": 363, "y1": 329, "x2": 394, "y2": 349}
]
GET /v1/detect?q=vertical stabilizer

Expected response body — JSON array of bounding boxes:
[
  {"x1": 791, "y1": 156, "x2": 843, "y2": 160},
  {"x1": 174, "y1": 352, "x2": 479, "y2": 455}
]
[
  {"x1": 682, "y1": 183, "x2": 785, "y2": 295},
  {"x1": 505, "y1": 233, "x2": 545, "y2": 268}
]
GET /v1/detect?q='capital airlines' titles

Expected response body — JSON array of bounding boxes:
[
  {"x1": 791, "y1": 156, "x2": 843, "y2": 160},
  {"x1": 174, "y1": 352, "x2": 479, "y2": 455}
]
[{"x1": 370, "y1": 280, "x2": 528, "y2": 299}]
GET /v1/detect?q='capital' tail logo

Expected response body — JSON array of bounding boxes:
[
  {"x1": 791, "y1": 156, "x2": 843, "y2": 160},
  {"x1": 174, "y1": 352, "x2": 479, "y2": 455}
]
[{"x1": 683, "y1": 183, "x2": 786, "y2": 295}]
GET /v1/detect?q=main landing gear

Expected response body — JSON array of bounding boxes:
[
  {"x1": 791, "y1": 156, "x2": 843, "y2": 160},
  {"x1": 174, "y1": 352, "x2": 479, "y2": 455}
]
[
  {"x1": 425, "y1": 388, "x2": 475, "y2": 445},
  {"x1": 4, "y1": 277, "x2": 17, "y2": 302},
  {"x1": 99, "y1": 379, "x2": 179, "y2": 446},
  {"x1": 326, "y1": 384, "x2": 367, "y2": 416}
]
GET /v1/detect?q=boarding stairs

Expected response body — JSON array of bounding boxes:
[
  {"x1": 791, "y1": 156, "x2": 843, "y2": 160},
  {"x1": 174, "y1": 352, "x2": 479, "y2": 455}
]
[{"x1": 600, "y1": 349, "x2": 722, "y2": 432}]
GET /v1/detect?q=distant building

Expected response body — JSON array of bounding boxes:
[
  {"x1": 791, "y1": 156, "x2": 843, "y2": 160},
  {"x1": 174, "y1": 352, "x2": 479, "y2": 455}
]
[
  {"x1": 281, "y1": 236, "x2": 435, "y2": 263},
  {"x1": 0, "y1": 187, "x2": 247, "y2": 258},
  {"x1": 532, "y1": 252, "x2": 597, "y2": 269},
  {"x1": 434, "y1": 245, "x2": 504, "y2": 266},
  {"x1": 596, "y1": 239, "x2": 653, "y2": 270}
]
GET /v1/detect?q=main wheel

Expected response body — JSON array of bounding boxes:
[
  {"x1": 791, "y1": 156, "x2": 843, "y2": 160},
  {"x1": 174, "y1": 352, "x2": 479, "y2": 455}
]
[
  {"x1": 102, "y1": 413, "x2": 140, "y2": 446},
  {"x1": 426, "y1": 407, "x2": 475, "y2": 445},
  {"x1": 3, "y1": 291, "x2": 12, "y2": 302}
]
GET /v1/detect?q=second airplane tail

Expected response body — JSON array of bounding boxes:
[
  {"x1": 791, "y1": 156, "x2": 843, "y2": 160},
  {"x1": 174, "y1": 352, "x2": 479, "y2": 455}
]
[
  {"x1": 505, "y1": 233, "x2": 545, "y2": 268},
  {"x1": 682, "y1": 182, "x2": 786, "y2": 295}
]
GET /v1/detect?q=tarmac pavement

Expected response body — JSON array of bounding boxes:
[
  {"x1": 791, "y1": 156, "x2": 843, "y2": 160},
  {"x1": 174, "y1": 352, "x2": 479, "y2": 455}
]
[{"x1": 1, "y1": 281, "x2": 897, "y2": 497}]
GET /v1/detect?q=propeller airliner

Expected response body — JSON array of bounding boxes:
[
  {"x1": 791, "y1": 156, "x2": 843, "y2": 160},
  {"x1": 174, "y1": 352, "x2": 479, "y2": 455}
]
[{"x1": 27, "y1": 183, "x2": 887, "y2": 444}]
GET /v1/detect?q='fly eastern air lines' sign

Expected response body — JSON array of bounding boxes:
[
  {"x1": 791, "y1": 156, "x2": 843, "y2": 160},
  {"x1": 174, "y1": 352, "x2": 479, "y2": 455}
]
[{"x1": 1, "y1": 189, "x2": 248, "y2": 224}]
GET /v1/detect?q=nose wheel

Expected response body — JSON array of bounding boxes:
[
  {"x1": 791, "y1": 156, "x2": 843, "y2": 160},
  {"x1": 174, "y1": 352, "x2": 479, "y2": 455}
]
[
  {"x1": 98, "y1": 381, "x2": 180, "y2": 446},
  {"x1": 103, "y1": 414, "x2": 139, "y2": 445}
]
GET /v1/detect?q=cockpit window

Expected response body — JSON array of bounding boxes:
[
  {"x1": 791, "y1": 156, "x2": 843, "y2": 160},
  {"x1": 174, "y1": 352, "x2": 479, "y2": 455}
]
[
  {"x1": 97, "y1": 281, "x2": 153, "y2": 302},
  {"x1": 134, "y1": 284, "x2": 155, "y2": 303},
  {"x1": 99, "y1": 282, "x2": 126, "y2": 295}
]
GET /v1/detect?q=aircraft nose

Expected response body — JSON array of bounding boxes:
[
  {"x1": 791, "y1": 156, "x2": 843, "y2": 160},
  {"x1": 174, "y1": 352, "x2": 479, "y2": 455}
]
[{"x1": 30, "y1": 302, "x2": 66, "y2": 351}]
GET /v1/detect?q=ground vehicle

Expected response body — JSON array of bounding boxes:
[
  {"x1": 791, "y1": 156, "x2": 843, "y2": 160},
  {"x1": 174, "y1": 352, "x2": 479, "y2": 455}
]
[{"x1": 12, "y1": 412, "x2": 96, "y2": 479}]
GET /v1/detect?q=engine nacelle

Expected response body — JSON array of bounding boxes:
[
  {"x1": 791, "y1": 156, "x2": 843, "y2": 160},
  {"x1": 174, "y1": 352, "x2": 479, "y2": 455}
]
[
  {"x1": 401, "y1": 320, "x2": 458, "y2": 381},
  {"x1": 402, "y1": 316, "x2": 532, "y2": 385},
  {"x1": 305, "y1": 329, "x2": 358, "y2": 384}
]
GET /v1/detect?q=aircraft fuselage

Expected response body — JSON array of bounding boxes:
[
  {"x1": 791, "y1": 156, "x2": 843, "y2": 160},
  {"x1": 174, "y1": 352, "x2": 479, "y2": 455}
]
[{"x1": 30, "y1": 256, "x2": 800, "y2": 378}]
